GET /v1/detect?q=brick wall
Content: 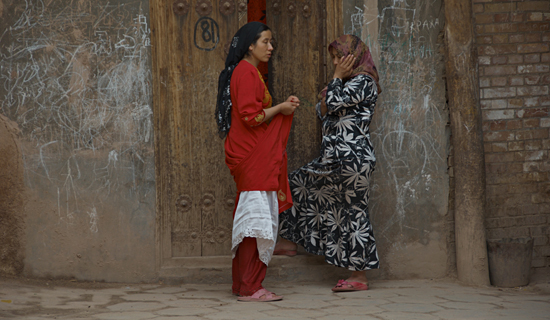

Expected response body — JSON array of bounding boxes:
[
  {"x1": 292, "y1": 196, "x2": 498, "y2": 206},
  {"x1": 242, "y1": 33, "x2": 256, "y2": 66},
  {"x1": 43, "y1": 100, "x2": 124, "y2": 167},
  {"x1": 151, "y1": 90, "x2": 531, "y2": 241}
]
[{"x1": 473, "y1": 0, "x2": 550, "y2": 277}]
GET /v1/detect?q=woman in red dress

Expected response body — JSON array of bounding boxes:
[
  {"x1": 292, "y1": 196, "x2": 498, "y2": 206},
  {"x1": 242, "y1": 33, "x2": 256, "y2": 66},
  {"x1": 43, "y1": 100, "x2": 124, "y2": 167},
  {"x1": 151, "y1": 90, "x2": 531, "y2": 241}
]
[{"x1": 216, "y1": 22, "x2": 300, "y2": 302}]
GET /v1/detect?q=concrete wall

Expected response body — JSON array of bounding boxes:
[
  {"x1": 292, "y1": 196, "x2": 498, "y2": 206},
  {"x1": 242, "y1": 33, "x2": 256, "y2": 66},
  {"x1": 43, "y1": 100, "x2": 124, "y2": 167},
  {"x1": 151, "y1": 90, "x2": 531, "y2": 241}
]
[
  {"x1": 0, "y1": 0, "x2": 156, "y2": 282},
  {"x1": 1, "y1": 0, "x2": 452, "y2": 282},
  {"x1": 473, "y1": 0, "x2": 550, "y2": 278},
  {"x1": 343, "y1": 0, "x2": 452, "y2": 279}
]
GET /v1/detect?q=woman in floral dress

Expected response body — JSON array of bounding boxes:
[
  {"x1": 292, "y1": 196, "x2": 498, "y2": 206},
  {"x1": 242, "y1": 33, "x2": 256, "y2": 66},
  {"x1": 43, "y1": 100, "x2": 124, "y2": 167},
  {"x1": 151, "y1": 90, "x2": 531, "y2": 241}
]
[{"x1": 275, "y1": 34, "x2": 382, "y2": 292}]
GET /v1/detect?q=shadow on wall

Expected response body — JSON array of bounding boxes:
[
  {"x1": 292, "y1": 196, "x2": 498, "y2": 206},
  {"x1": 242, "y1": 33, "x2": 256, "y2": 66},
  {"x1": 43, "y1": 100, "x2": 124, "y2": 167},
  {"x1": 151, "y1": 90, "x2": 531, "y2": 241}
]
[{"x1": 0, "y1": 114, "x2": 25, "y2": 275}]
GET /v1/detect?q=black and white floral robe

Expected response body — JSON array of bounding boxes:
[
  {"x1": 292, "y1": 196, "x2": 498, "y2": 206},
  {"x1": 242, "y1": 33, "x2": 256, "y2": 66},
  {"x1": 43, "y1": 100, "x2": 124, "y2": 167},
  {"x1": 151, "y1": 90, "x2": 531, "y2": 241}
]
[{"x1": 279, "y1": 74, "x2": 380, "y2": 271}]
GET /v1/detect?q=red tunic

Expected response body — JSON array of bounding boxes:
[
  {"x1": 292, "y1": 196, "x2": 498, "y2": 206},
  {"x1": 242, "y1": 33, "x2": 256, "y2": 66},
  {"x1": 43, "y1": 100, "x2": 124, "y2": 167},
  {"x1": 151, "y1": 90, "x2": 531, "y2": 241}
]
[{"x1": 224, "y1": 60, "x2": 293, "y2": 213}]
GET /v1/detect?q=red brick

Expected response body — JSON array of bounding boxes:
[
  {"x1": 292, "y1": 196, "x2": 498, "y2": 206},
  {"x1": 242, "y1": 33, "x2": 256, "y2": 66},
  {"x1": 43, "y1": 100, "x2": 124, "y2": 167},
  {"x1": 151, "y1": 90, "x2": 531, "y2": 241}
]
[
  {"x1": 517, "y1": 86, "x2": 549, "y2": 96},
  {"x1": 479, "y1": 56, "x2": 491, "y2": 65},
  {"x1": 485, "y1": 65, "x2": 517, "y2": 75},
  {"x1": 542, "y1": 75, "x2": 550, "y2": 84},
  {"x1": 484, "y1": 131, "x2": 516, "y2": 141},
  {"x1": 486, "y1": 153, "x2": 515, "y2": 163},
  {"x1": 526, "y1": 54, "x2": 542, "y2": 64},
  {"x1": 488, "y1": 227, "x2": 530, "y2": 240},
  {"x1": 524, "y1": 161, "x2": 541, "y2": 172},
  {"x1": 517, "y1": 215, "x2": 548, "y2": 226},
  {"x1": 487, "y1": 162, "x2": 523, "y2": 174},
  {"x1": 483, "y1": 87, "x2": 517, "y2": 98},
  {"x1": 493, "y1": 34, "x2": 509, "y2": 44},
  {"x1": 476, "y1": 25, "x2": 484, "y2": 34},
  {"x1": 515, "y1": 150, "x2": 546, "y2": 161},
  {"x1": 483, "y1": 109, "x2": 515, "y2": 120},
  {"x1": 491, "y1": 77, "x2": 508, "y2": 86},
  {"x1": 490, "y1": 120, "x2": 507, "y2": 130},
  {"x1": 517, "y1": 1, "x2": 550, "y2": 11},
  {"x1": 518, "y1": 64, "x2": 550, "y2": 73},
  {"x1": 508, "y1": 184, "x2": 539, "y2": 194},
  {"x1": 542, "y1": 96, "x2": 550, "y2": 106},
  {"x1": 525, "y1": 75, "x2": 541, "y2": 85},
  {"x1": 492, "y1": 142, "x2": 508, "y2": 152},
  {"x1": 541, "y1": 118, "x2": 550, "y2": 127},
  {"x1": 516, "y1": 128, "x2": 550, "y2": 140},
  {"x1": 545, "y1": 13, "x2": 550, "y2": 21},
  {"x1": 517, "y1": 108, "x2": 550, "y2": 118},
  {"x1": 543, "y1": 32, "x2": 550, "y2": 42},
  {"x1": 493, "y1": 13, "x2": 509, "y2": 23},
  {"x1": 473, "y1": 4, "x2": 484, "y2": 13},
  {"x1": 527, "y1": 12, "x2": 544, "y2": 22},
  {"x1": 509, "y1": 141, "x2": 525, "y2": 151},
  {"x1": 525, "y1": 97, "x2": 541, "y2": 107},
  {"x1": 480, "y1": 77, "x2": 491, "y2": 88},
  {"x1": 485, "y1": 3, "x2": 516, "y2": 13},
  {"x1": 509, "y1": 34, "x2": 525, "y2": 43},
  {"x1": 492, "y1": 56, "x2": 508, "y2": 64},
  {"x1": 509, "y1": 98, "x2": 524, "y2": 108},
  {"x1": 485, "y1": 23, "x2": 518, "y2": 33},
  {"x1": 510, "y1": 76, "x2": 524, "y2": 86},
  {"x1": 476, "y1": 14, "x2": 494, "y2": 24},
  {"x1": 511, "y1": 13, "x2": 525, "y2": 23},
  {"x1": 477, "y1": 36, "x2": 493, "y2": 44},
  {"x1": 508, "y1": 55, "x2": 523, "y2": 64},
  {"x1": 525, "y1": 139, "x2": 543, "y2": 149},
  {"x1": 542, "y1": 53, "x2": 550, "y2": 62},
  {"x1": 518, "y1": 22, "x2": 550, "y2": 32},
  {"x1": 543, "y1": 139, "x2": 550, "y2": 149},
  {"x1": 518, "y1": 43, "x2": 550, "y2": 54},
  {"x1": 482, "y1": 99, "x2": 508, "y2": 109},
  {"x1": 525, "y1": 33, "x2": 542, "y2": 42},
  {"x1": 524, "y1": 118, "x2": 541, "y2": 128}
]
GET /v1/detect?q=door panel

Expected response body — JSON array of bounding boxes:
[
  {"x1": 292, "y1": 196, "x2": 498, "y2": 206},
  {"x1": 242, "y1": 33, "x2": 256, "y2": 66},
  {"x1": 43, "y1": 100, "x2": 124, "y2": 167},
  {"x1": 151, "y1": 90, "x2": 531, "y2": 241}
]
[
  {"x1": 151, "y1": 0, "x2": 337, "y2": 269},
  {"x1": 268, "y1": 0, "x2": 328, "y2": 171},
  {"x1": 151, "y1": 0, "x2": 246, "y2": 265}
]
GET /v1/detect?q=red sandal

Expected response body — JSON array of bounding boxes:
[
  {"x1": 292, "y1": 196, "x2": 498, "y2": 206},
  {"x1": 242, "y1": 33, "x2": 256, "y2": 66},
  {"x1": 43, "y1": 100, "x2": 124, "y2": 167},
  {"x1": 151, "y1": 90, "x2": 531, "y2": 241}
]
[
  {"x1": 237, "y1": 288, "x2": 283, "y2": 302},
  {"x1": 332, "y1": 279, "x2": 369, "y2": 292}
]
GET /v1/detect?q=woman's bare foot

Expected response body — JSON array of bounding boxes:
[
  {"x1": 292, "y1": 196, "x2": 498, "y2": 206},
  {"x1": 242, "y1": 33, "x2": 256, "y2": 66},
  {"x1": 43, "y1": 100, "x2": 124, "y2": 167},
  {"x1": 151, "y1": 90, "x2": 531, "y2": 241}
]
[
  {"x1": 346, "y1": 271, "x2": 368, "y2": 284},
  {"x1": 273, "y1": 238, "x2": 297, "y2": 256}
]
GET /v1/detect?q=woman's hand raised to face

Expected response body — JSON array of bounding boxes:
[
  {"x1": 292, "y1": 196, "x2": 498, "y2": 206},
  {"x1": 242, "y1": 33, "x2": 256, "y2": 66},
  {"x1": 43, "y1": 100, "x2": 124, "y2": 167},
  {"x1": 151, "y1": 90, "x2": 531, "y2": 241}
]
[
  {"x1": 333, "y1": 54, "x2": 356, "y2": 80},
  {"x1": 280, "y1": 95, "x2": 300, "y2": 115}
]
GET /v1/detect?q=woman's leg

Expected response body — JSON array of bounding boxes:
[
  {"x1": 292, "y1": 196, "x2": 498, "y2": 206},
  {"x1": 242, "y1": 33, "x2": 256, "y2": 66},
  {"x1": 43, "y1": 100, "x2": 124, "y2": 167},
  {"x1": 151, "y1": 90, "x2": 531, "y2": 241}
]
[
  {"x1": 237, "y1": 237, "x2": 267, "y2": 296},
  {"x1": 347, "y1": 270, "x2": 368, "y2": 284},
  {"x1": 273, "y1": 237, "x2": 297, "y2": 252}
]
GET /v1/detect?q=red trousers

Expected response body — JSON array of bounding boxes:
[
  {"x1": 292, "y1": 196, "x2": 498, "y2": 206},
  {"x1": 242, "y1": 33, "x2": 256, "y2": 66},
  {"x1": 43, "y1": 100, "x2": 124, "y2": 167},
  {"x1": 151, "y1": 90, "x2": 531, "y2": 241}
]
[{"x1": 232, "y1": 237, "x2": 267, "y2": 296}]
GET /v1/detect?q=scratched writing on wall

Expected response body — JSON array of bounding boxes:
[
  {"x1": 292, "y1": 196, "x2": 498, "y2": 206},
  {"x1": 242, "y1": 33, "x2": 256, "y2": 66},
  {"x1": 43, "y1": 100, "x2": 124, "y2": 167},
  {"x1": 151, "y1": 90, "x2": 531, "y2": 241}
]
[
  {"x1": 0, "y1": 0, "x2": 153, "y2": 231},
  {"x1": 345, "y1": 1, "x2": 448, "y2": 245}
]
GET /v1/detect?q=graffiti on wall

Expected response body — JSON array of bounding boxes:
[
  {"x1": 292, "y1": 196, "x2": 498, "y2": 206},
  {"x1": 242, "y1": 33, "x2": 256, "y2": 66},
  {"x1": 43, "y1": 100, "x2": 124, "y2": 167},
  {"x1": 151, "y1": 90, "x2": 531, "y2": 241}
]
[
  {"x1": 344, "y1": 0, "x2": 448, "y2": 246},
  {"x1": 0, "y1": 0, "x2": 153, "y2": 232}
]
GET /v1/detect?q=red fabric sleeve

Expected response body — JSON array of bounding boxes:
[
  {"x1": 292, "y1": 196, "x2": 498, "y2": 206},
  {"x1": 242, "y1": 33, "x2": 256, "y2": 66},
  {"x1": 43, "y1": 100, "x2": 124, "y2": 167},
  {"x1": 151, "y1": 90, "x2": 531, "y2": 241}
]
[{"x1": 234, "y1": 68, "x2": 266, "y2": 127}]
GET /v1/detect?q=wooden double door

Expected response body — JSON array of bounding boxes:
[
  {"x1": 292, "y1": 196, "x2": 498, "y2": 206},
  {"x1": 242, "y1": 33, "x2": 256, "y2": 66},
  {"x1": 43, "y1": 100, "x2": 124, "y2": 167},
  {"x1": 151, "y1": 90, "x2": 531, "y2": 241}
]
[{"x1": 150, "y1": 0, "x2": 341, "y2": 269}]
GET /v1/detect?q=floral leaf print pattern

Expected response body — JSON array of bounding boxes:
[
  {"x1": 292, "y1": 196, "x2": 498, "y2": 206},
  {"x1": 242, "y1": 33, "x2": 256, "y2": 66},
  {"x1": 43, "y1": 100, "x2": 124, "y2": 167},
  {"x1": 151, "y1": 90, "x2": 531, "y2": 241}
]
[{"x1": 279, "y1": 75, "x2": 380, "y2": 271}]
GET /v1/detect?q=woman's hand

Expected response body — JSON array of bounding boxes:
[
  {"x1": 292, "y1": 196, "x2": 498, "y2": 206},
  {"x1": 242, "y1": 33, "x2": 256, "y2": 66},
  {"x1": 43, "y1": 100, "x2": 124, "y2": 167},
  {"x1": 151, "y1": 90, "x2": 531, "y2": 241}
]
[
  {"x1": 280, "y1": 96, "x2": 300, "y2": 115},
  {"x1": 333, "y1": 54, "x2": 356, "y2": 80}
]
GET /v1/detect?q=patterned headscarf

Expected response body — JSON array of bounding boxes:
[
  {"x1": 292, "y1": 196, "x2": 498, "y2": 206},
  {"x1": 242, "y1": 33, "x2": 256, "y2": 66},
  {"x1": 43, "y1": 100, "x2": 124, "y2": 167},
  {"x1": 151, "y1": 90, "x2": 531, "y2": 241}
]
[
  {"x1": 216, "y1": 22, "x2": 268, "y2": 139},
  {"x1": 320, "y1": 34, "x2": 381, "y2": 98}
]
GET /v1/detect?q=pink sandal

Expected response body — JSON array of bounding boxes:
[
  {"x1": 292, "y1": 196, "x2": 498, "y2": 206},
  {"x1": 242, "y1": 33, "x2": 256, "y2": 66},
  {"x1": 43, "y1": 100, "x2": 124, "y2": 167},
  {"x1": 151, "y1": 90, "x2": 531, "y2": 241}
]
[
  {"x1": 332, "y1": 279, "x2": 369, "y2": 292},
  {"x1": 237, "y1": 288, "x2": 283, "y2": 302}
]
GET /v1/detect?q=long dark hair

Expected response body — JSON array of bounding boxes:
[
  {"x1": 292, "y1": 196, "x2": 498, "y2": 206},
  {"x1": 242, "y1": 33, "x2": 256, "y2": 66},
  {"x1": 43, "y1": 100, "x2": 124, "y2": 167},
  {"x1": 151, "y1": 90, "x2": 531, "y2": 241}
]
[{"x1": 215, "y1": 22, "x2": 270, "y2": 139}]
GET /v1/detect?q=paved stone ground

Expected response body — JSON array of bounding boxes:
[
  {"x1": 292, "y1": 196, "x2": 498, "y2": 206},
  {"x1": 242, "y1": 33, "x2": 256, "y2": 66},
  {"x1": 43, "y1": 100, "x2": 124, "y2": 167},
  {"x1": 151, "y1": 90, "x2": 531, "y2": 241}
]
[{"x1": 1, "y1": 276, "x2": 549, "y2": 319}]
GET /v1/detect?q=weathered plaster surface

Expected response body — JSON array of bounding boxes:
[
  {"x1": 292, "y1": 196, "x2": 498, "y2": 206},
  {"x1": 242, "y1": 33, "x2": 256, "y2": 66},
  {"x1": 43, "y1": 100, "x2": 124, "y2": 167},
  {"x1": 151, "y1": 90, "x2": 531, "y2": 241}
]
[
  {"x1": 0, "y1": 0, "x2": 156, "y2": 282},
  {"x1": 344, "y1": 0, "x2": 451, "y2": 279}
]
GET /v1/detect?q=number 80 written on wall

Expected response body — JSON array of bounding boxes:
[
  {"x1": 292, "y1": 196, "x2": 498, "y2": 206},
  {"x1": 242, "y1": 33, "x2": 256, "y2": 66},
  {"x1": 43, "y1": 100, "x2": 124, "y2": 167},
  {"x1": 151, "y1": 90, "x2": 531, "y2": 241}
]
[{"x1": 194, "y1": 17, "x2": 219, "y2": 51}]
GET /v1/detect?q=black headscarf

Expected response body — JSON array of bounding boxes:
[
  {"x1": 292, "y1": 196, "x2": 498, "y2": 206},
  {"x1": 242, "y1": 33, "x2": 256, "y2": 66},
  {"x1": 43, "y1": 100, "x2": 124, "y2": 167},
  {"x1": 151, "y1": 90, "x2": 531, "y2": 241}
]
[{"x1": 216, "y1": 22, "x2": 268, "y2": 139}]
